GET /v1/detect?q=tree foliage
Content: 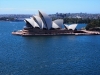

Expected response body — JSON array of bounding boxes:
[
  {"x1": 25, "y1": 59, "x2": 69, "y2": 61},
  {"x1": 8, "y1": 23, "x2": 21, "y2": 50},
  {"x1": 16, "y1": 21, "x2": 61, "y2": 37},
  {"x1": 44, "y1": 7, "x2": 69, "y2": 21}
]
[
  {"x1": 63, "y1": 18, "x2": 91, "y2": 24},
  {"x1": 86, "y1": 19, "x2": 100, "y2": 30},
  {"x1": 63, "y1": 18, "x2": 100, "y2": 30},
  {"x1": 0, "y1": 17, "x2": 15, "y2": 21}
]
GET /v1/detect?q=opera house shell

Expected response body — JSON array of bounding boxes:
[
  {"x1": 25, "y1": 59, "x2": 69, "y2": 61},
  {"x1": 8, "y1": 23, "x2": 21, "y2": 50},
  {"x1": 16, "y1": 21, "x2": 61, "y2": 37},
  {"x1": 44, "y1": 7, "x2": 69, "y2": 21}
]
[
  {"x1": 64, "y1": 24, "x2": 78, "y2": 30},
  {"x1": 24, "y1": 10, "x2": 64, "y2": 30}
]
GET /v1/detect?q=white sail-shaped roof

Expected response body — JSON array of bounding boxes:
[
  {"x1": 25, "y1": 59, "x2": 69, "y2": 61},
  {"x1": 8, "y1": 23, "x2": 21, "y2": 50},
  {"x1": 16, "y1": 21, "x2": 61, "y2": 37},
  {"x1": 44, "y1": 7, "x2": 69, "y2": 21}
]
[
  {"x1": 64, "y1": 24, "x2": 69, "y2": 29},
  {"x1": 33, "y1": 16, "x2": 42, "y2": 29},
  {"x1": 33, "y1": 16, "x2": 47, "y2": 29},
  {"x1": 68, "y1": 24, "x2": 77, "y2": 30},
  {"x1": 53, "y1": 19, "x2": 63, "y2": 28},
  {"x1": 42, "y1": 21, "x2": 47, "y2": 29},
  {"x1": 25, "y1": 18, "x2": 40, "y2": 28},
  {"x1": 38, "y1": 10, "x2": 52, "y2": 30},
  {"x1": 52, "y1": 22, "x2": 60, "y2": 29},
  {"x1": 24, "y1": 19, "x2": 33, "y2": 27},
  {"x1": 24, "y1": 10, "x2": 65, "y2": 30},
  {"x1": 64, "y1": 24, "x2": 78, "y2": 30}
]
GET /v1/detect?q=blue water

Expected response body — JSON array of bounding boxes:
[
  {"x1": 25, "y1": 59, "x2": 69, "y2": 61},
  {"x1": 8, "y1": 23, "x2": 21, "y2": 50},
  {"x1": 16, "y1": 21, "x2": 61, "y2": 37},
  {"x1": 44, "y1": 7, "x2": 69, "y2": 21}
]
[
  {"x1": 0, "y1": 21, "x2": 100, "y2": 75},
  {"x1": 77, "y1": 24, "x2": 86, "y2": 29}
]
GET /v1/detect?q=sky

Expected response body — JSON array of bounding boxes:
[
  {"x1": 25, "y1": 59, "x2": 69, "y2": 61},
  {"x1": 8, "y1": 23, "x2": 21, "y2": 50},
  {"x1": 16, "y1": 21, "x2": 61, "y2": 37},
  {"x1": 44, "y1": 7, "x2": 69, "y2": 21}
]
[{"x1": 0, "y1": 0, "x2": 100, "y2": 14}]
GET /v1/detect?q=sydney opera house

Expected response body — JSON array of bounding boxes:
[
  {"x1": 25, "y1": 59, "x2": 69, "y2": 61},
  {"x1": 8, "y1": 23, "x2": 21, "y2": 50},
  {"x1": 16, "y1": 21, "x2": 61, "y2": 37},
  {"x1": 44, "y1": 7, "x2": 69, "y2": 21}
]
[{"x1": 12, "y1": 10, "x2": 81, "y2": 36}]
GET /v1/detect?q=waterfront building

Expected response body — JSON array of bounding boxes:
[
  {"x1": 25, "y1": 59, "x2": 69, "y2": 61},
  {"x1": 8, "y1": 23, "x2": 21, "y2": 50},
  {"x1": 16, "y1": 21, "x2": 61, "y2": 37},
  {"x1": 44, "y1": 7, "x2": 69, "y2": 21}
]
[
  {"x1": 24, "y1": 10, "x2": 64, "y2": 30},
  {"x1": 12, "y1": 10, "x2": 82, "y2": 36},
  {"x1": 24, "y1": 10, "x2": 78, "y2": 31}
]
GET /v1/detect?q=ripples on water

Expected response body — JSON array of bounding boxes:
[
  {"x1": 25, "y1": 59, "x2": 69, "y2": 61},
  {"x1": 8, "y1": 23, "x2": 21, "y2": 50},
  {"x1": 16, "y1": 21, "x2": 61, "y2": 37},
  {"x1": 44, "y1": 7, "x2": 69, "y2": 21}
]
[{"x1": 0, "y1": 21, "x2": 100, "y2": 75}]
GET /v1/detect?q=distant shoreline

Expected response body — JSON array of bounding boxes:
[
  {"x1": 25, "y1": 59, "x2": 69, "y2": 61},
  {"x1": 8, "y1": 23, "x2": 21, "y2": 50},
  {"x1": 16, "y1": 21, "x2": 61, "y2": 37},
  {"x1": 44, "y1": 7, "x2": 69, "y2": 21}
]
[{"x1": 0, "y1": 20, "x2": 24, "y2": 22}]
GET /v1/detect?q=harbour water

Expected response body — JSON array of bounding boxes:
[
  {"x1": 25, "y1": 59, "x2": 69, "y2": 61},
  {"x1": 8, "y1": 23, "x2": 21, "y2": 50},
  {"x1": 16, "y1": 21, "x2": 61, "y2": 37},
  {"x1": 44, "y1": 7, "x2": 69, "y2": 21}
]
[{"x1": 0, "y1": 21, "x2": 100, "y2": 75}]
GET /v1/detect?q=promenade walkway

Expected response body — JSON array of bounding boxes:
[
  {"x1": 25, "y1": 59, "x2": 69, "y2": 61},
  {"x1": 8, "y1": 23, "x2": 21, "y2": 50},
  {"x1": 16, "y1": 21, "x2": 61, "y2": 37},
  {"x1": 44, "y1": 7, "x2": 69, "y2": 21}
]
[{"x1": 12, "y1": 30, "x2": 100, "y2": 36}]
